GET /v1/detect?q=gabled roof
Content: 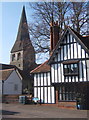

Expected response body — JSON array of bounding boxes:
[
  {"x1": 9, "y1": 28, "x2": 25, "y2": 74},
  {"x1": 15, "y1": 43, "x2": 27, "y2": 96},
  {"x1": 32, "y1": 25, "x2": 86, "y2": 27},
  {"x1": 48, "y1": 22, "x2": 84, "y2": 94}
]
[
  {"x1": 48, "y1": 27, "x2": 89, "y2": 64},
  {"x1": 0, "y1": 63, "x2": 23, "y2": 81},
  {"x1": 0, "y1": 69, "x2": 14, "y2": 81},
  {"x1": 30, "y1": 60, "x2": 50, "y2": 74},
  {"x1": 0, "y1": 63, "x2": 16, "y2": 70},
  {"x1": 11, "y1": 6, "x2": 32, "y2": 53},
  {"x1": 70, "y1": 27, "x2": 89, "y2": 50}
]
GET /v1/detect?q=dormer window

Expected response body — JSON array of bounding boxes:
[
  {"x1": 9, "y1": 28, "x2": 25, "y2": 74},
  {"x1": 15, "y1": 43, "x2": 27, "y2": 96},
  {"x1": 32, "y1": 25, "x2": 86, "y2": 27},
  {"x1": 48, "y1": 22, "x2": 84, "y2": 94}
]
[
  {"x1": 17, "y1": 53, "x2": 21, "y2": 60},
  {"x1": 63, "y1": 61, "x2": 79, "y2": 76},
  {"x1": 12, "y1": 54, "x2": 15, "y2": 61}
]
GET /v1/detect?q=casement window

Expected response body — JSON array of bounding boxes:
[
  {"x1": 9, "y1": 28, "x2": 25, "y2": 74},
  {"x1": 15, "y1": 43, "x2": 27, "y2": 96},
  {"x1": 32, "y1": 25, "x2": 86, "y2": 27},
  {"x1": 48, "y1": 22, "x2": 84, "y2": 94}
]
[
  {"x1": 63, "y1": 62, "x2": 79, "y2": 76},
  {"x1": 58, "y1": 85, "x2": 76, "y2": 101}
]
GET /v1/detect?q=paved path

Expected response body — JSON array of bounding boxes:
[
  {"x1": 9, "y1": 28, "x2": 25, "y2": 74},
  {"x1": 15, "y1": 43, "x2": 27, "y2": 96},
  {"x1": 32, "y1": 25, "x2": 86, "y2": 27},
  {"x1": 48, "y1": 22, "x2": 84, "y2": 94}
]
[{"x1": 1, "y1": 103, "x2": 88, "y2": 119}]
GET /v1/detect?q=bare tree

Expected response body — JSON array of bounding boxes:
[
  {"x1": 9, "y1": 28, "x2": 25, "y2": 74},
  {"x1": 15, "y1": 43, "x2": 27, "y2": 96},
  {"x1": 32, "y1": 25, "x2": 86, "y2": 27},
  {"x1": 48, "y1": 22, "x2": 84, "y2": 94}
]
[
  {"x1": 28, "y1": 2, "x2": 88, "y2": 63},
  {"x1": 69, "y1": 2, "x2": 88, "y2": 35},
  {"x1": 29, "y1": 2, "x2": 70, "y2": 60}
]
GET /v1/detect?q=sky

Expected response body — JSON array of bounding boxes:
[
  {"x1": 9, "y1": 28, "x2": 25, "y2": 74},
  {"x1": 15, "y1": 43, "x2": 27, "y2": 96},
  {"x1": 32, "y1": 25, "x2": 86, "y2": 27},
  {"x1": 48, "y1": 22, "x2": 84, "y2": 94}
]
[{"x1": 1, "y1": 2, "x2": 34, "y2": 64}]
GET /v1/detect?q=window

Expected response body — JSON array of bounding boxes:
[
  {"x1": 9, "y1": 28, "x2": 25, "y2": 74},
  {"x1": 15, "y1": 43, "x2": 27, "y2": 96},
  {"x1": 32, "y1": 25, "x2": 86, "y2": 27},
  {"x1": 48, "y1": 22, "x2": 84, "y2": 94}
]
[
  {"x1": 18, "y1": 64, "x2": 20, "y2": 67},
  {"x1": 58, "y1": 85, "x2": 76, "y2": 101},
  {"x1": 14, "y1": 84, "x2": 18, "y2": 91},
  {"x1": 63, "y1": 63, "x2": 78, "y2": 76},
  {"x1": 17, "y1": 53, "x2": 21, "y2": 60},
  {"x1": 12, "y1": 54, "x2": 15, "y2": 61}
]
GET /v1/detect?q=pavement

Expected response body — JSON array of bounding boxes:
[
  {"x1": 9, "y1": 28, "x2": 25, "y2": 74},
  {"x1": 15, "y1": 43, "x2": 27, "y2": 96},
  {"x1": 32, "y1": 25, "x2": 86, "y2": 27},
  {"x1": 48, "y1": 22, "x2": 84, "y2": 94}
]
[{"x1": 1, "y1": 103, "x2": 89, "y2": 119}]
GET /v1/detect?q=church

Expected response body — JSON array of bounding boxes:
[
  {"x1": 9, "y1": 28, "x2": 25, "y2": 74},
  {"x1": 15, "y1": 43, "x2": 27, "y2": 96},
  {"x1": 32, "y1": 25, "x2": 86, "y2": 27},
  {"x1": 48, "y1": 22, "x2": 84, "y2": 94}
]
[
  {"x1": 31, "y1": 21, "x2": 89, "y2": 110},
  {"x1": 1, "y1": 6, "x2": 37, "y2": 95},
  {"x1": 10, "y1": 6, "x2": 37, "y2": 94}
]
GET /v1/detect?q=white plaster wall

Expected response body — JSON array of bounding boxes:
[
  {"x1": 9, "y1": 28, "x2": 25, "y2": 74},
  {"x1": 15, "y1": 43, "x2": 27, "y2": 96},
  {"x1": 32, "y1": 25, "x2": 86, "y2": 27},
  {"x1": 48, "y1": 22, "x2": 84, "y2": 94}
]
[
  {"x1": 34, "y1": 72, "x2": 55, "y2": 103},
  {"x1": 37, "y1": 74, "x2": 40, "y2": 86},
  {"x1": 41, "y1": 73, "x2": 44, "y2": 86},
  {"x1": 51, "y1": 87, "x2": 55, "y2": 103},
  {"x1": 3, "y1": 70, "x2": 22, "y2": 95},
  {"x1": 44, "y1": 87, "x2": 47, "y2": 103},
  {"x1": 48, "y1": 87, "x2": 51, "y2": 103},
  {"x1": 51, "y1": 33, "x2": 89, "y2": 84},
  {"x1": 87, "y1": 60, "x2": 89, "y2": 81},
  {"x1": 79, "y1": 61, "x2": 87, "y2": 82},
  {"x1": 57, "y1": 34, "x2": 88, "y2": 61},
  {"x1": 55, "y1": 64, "x2": 58, "y2": 83},
  {"x1": 58, "y1": 64, "x2": 61, "y2": 83},
  {"x1": 44, "y1": 73, "x2": 47, "y2": 86},
  {"x1": 51, "y1": 64, "x2": 55, "y2": 83},
  {"x1": 34, "y1": 74, "x2": 37, "y2": 86},
  {"x1": 48, "y1": 72, "x2": 51, "y2": 86},
  {"x1": 41, "y1": 87, "x2": 43, "y2": 102},
  {"x1": 34, "y1": 87, "x2": 37, "y2": 97},
  {"x1": 38, "y1": 87, "x2": 40, "y2": 100},
  {"x1": 82, "y1": 61, "x2": 87, "y2": 81}
]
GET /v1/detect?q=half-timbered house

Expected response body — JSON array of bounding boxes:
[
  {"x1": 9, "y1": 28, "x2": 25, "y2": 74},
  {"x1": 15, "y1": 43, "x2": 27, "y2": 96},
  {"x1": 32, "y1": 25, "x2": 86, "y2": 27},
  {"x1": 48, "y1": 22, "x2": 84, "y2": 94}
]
[
  {"x1": 48, "y1": 25, "x2": 89, "y2": 109},
  {"x1": 31, "y1": 21, "x2": 89, "y2": 109},
  {"x1": 30, "y1": 61, "x2": 55, "y2": 104}
]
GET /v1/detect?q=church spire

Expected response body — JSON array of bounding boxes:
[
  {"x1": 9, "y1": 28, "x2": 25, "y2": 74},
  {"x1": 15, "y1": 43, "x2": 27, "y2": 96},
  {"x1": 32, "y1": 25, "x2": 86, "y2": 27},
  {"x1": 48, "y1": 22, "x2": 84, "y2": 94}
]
[
  {"x1": 11, "y1": 6, "x2": 30, "y2": 53},
  {"x1": 10, "y1": 6, "x2": 35, "y2": 71}
]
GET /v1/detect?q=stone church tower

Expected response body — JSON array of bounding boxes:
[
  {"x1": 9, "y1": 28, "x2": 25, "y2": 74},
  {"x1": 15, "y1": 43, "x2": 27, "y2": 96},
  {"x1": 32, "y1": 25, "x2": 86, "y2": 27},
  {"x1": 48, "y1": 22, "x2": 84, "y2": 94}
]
[{"x1": 10, "y1": 6, "x2": 37, "y2": 94}]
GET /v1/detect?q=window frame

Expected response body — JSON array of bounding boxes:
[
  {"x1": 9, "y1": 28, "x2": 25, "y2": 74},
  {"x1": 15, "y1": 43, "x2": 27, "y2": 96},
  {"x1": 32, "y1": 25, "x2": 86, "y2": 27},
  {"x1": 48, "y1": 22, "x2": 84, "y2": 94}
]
[
  {"x1": 63, "y1": 62, "x2": 79, "y2": 76},
  {"x1": 58, "y1": 85, "x2": 76, "y2": 102},
  {"x1": 12, "y1": 54, "x2": 15, "y2": 61}
]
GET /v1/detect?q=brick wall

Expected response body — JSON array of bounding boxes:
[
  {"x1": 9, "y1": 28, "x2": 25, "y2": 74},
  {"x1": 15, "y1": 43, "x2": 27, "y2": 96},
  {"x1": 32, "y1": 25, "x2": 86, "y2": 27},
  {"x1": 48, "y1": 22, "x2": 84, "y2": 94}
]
[
  {"x1": 58, "y1": 101, "x2": 77, "y2": 109},
  {"x1": 2, "y1": 95, "x2": 20, "y2": 103}
]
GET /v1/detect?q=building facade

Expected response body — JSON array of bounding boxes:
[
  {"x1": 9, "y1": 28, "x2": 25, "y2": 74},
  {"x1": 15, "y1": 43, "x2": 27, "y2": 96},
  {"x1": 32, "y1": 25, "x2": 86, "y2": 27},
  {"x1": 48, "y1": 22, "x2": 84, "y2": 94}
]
[
  {"x1": 31, "y1": 61, "x2": 55, "y2": 103},
  {"x1": 0, "y1": 68, "x2": 22, "y2": 95},
  {"x1": 48, "y1": 26, "x2": 89, "y2": 109},
  {"x1": 31, "y1": 22, "x2": 89, "y2": 109}
]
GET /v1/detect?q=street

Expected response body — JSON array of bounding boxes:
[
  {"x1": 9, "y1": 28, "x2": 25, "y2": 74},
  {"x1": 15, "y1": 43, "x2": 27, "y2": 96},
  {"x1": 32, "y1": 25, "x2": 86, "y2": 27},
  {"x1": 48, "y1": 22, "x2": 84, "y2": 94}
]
[{"x1": 1, "y1": 103, "x2": 88, "y2": 119}]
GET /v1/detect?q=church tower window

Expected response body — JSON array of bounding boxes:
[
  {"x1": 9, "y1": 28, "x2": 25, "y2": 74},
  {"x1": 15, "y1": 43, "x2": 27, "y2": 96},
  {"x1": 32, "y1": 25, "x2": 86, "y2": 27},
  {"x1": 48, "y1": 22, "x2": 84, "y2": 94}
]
[
  {"x1": 17, "y1": 53, "x2": 21, "y2": 60},
  {"x1": 12, "y1": 54, "x2": 15, "y2": 61}
]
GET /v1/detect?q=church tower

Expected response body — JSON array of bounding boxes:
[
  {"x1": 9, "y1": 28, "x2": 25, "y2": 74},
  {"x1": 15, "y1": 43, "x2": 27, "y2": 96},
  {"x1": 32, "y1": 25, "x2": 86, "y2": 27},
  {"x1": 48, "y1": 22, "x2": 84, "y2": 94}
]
[
  {"x1": 10, "y1": 6, "x2": 35, "y2": 72},
  {"x1": 10, "y1": 6, "x2": 37, "y2": 94}
]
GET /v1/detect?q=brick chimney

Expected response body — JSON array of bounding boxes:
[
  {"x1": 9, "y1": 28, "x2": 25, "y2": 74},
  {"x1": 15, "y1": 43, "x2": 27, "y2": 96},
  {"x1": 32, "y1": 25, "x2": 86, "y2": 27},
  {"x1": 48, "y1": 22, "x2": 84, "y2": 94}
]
[{"x1": 50, "y1": 21, "x2": 59, "y2": 52}]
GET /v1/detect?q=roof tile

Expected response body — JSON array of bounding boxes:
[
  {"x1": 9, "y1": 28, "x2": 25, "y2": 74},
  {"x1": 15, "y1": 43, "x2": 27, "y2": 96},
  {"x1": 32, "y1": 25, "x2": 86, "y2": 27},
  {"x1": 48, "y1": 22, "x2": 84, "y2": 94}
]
[{"x1": 30, "y1": 60, "x2": 50, "y2": 73}]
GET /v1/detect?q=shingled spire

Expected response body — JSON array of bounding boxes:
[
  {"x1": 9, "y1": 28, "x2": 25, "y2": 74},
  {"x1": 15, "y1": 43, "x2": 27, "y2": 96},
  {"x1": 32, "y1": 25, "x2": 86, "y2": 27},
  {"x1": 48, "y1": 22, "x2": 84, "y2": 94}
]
[
  {"x1": 10, "y1": 6, "x2": 35, "y2": 71},
  {"x1": 11, "y1": 6, "x2": 31, "y2": 53}
]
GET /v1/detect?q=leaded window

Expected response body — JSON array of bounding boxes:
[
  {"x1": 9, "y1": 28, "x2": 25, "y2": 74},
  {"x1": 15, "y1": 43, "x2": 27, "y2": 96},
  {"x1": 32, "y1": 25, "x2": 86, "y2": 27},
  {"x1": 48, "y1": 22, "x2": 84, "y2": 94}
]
[
  {"x1": 63, "y1": 63, "x2": 78, "y2": 76},
  {"x1": 58, "y1": 85, "x2": 76, "y2": 101}
]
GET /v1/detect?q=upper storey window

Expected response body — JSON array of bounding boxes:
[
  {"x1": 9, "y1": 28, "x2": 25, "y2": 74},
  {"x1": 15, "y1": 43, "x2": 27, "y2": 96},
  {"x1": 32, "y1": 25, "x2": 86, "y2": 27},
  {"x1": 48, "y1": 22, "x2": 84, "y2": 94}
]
[
  {"x1": 17, "y1": 53, "x2": 21, "y2": 60},
  {"x1": 63, "y1": 62, "x2": 79, "y2": 76},
  {"x1": 12, "y1": 54, "x2": 15, "y2": 61}
]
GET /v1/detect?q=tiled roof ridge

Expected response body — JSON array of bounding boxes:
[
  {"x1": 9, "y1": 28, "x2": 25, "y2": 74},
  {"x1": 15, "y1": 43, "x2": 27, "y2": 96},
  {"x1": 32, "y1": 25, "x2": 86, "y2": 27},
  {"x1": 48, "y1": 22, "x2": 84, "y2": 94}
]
[{"x1": 30, "y1": 60, "x2": 48, "y2": 73}]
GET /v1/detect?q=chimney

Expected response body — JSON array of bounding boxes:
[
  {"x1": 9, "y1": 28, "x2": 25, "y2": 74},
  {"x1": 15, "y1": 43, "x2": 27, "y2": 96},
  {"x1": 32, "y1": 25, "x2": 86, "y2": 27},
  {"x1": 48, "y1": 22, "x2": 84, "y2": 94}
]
[{"x1": 50, "y1": 21, "x2": 59, "y2": 52}]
